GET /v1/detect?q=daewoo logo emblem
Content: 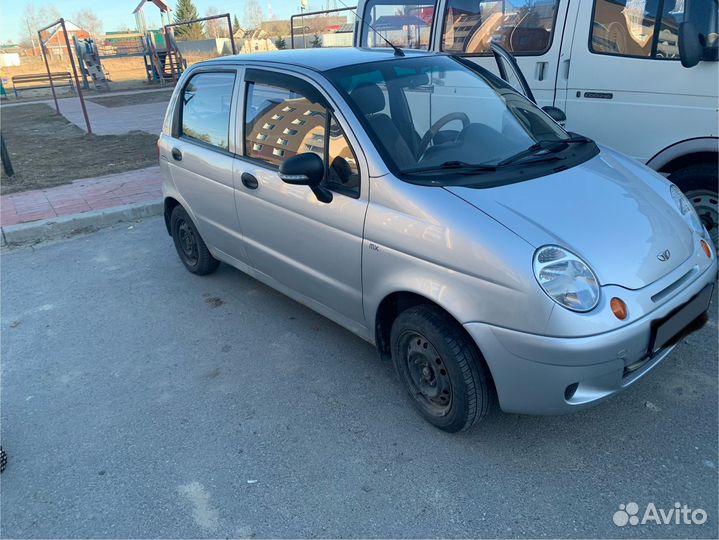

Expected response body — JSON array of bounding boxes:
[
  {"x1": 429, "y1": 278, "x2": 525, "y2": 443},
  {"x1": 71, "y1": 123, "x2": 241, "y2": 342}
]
[{"x1": 657, "y1": 250, "x2": 671, "y2": 262}]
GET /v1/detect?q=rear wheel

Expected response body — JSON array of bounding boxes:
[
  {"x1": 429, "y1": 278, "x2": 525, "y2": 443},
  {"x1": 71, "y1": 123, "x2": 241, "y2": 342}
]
[
  {"x1": 170, "y1": 206, "x2": 219, "y2": 275},
  {"x1": 669, "y1": 164, "x2": 718, "y2": 248},
  {"x1": 390, "y1": 305, "x2": 492, "y2": 432}
]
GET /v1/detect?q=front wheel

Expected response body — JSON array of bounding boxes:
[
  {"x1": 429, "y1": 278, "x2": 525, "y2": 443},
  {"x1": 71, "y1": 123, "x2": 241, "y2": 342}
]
[
  {"x1": 390, "y1": 305, "x2": 492, "y2": 432},
  {"x1": 669, "y1": 164, "x2": 718, "y2": 248}
]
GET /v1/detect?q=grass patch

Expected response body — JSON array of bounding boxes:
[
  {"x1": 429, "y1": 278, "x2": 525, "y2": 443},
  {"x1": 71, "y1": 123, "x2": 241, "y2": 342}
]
[{"x1": 0, "y1": 103, "x2": 158, "y2": 195}]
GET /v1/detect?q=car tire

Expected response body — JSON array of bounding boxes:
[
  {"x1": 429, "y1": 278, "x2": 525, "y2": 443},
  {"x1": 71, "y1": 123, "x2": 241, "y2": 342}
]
[
  {"x1": 669, "y1": 164, "x2": 718, "y2": 248},
  {"x1": 170, "y1": 206, "x2": 220, "y2": 275},
  {"x1": 390, "y1": 305, "x2": 492, "y2": 432}
]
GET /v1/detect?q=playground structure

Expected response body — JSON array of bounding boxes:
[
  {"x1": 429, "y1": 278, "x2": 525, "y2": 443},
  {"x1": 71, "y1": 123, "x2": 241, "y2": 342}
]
[
  {"x1": 21, "y1": 4, "x2": 238, "y2": 137},
  {"x1": 37, "y1": 18, "x2": 92, "y2": 133},
  {"x1": 71, "y1": 5, "x2": 236, "y2": 91}
]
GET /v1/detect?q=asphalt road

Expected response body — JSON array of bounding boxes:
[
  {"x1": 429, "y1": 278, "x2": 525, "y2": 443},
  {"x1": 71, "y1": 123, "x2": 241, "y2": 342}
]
[{"x1": 1, "y1": 217, "x2": 717, "y2": 539}]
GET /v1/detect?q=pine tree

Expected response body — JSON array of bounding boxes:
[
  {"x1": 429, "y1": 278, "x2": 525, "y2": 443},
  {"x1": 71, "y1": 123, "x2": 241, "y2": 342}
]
[
  {"x1": 233, "y1": 15, "x2": 241, "y2": 33},
  {"x1": 310, "y1": 34, "x2": 322, "y2": 48},
  {"x1": 173, "y1": 0, "x2": 204, "y2": 40},
  {"x1": 275, "y1": 36, "x2": 286, "y2": 49}
]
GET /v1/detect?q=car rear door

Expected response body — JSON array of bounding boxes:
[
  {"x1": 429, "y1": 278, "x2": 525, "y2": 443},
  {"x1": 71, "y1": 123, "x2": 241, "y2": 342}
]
[
  {"x1": 232, "y1": 68, "x2": 370, "y2": 333},
  {"x1": 165, "y1": 68, "x2": 247, "y2": 262}
]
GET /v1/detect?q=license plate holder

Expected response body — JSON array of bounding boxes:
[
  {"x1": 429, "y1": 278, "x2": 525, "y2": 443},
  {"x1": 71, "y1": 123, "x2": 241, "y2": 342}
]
[{"x1": 648, "y1": 284, "x2": 714, "y2": 356}]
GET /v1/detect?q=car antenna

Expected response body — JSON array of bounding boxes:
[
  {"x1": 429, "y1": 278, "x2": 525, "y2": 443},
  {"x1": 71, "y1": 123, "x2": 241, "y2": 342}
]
[{"x1": 334, "y1": 0, "x2": 405, "y2": 56}]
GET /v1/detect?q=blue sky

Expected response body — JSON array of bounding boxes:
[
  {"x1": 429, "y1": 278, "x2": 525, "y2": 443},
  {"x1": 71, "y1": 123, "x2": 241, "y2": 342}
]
[{"x1": 1, "y1": 0, "x2": 330, "y2": 43}]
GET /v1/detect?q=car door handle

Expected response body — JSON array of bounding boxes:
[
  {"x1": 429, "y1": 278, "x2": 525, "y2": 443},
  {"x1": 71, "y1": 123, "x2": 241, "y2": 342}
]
[
  {"x1": 241, "y1": 172, "x2": 258, "y2": 190},
  {"x1": 171, "y1": 147, "x2": 182, "y2": 161},
  {"x1": 535, "y1": 61, "x2": 547, "y2": 81}
]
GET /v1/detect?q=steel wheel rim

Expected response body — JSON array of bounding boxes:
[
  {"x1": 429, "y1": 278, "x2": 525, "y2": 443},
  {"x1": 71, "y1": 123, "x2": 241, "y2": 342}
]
[
  {"x1": 177, "y1": 219, "x2": 198, "y2": 266},
  {"x1": 686, "y1": 189, "x2": 718, "y2": 248},
  {"x1": 400, "y1": 331, "x2": 452, "y2": 417}
]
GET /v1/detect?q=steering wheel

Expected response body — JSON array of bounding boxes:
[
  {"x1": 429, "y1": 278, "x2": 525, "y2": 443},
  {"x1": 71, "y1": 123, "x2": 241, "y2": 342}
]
[{"x1": 416, "y1": 112, "x2": 471, "y2": 159}]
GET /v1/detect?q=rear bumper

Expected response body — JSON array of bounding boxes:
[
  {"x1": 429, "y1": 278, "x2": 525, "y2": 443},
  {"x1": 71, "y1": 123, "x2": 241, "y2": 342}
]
[{"x1": 464, "y1": 258, "x2": 716, "y2": 415}]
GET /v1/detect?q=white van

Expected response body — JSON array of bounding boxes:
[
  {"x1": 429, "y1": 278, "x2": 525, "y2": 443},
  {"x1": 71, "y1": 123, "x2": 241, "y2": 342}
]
[{"x1": 352, "y1": 0, "x2": 718, "y2": 244}]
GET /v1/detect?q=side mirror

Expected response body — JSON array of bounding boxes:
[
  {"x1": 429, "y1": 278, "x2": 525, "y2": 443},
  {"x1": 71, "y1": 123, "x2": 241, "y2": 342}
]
[
  {"x1": 279, "y1": 152, "x2": 333, "y2": 203},
  {"x1": 678, "y1": 21, "x2": 703, "y2": 68},
  {"x1": 542, "y1": 105, "x2": 566, "y2": 124}
]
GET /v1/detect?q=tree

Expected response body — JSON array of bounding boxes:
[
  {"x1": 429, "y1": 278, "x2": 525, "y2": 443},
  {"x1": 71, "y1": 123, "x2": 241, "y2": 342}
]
[
  {"x1": 205, "y1": 7, "x2": 229, "y2": 38},
  {"x1": 274, "y1": 36, "x2": 286, "y2": 49},
  {"x1": 173, "y1": 0, "x2": 204, "y2": 40},
  {"x1": 233, "y1": 15, "x2": 241, "y2": 33},
  {"x1": 244, "y1": 0, "x2": 264, "y2": 30},
  {"x1": 21, "y1": 3, "x2": 61, "y2": 51},
  {"x1": 74, "y1": 9, "x2": 103, "y2": 37},
  {"x1": 310, "y1": 34, "x2": 322, "y2": 48}
]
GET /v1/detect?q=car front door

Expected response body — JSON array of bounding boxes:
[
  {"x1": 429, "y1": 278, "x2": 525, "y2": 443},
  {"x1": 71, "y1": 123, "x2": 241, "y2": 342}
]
[
  {"x1": 233, "y1": 68, "x2": 369, "y2": 333},
  {"x1": 166, "y1": 69, "x2": 247, "y2": 262}
]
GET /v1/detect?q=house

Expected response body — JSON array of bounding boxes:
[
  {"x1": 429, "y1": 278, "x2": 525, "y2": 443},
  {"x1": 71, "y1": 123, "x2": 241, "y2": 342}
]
[{"x1": 42, "y1": 21, "x2": 91, "y2": 57}]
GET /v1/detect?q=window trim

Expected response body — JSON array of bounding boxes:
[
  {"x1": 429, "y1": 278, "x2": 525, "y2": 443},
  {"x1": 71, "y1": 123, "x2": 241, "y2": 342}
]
[
  {"x1": 175, "y1": 68, "x2": 238, "y2": 154},
  {"x1": 241, "y1": 75, "x2": 362, "y2": 199},
  {"x1": 587, "y1": 0, "x2": 680, "y2": 61},
  {"x1": 438, "y1": 0, "x2": 562, "y2": 57}
]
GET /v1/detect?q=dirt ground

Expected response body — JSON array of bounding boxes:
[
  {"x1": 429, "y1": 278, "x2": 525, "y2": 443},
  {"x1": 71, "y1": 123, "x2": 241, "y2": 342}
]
[
  {"x1": 0, "y1": 103, "x2": 158, "y2": 195},
  {"x1": 1, "y1": 54, "x2": 215, "y2": 102},
  {"x1": 87, "y1": 89, "x2": 174, "y2": 108}
]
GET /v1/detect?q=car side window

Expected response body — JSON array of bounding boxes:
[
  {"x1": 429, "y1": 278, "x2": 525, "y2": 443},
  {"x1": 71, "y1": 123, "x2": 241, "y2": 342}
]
[
  {"x1": 180, "y1": 72, "x2": 236, "y2": 150},
  {"x1": 244, "y1": 80, "x2": 360, "y2": 198},
  {"x1": 442, "y1": 0, "x2": 561, "y2": 55},
  {"x1": 588, "y1": 0, "x2": 713, "y2": 60},
  {"x1": 325, "y1": 115, "x2": 361, "y2": 197},
  {"x1": 245, "y1": 82, "x2": 326, "y2": 166}
]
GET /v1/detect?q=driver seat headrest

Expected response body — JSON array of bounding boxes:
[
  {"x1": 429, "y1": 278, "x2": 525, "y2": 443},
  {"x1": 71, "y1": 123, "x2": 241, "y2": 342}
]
[{"x1": 349, "y1": 83, "x2": 385, "y2": 116}]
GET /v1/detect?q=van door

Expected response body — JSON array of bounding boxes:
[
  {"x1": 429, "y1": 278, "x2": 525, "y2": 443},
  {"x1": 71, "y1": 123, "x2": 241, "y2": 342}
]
[
  {"x1": 233, "y1": 69, "x2": 369, "y2": 333},
  {"x1": 440, "y1": 0, "x2": 571, "y2": 107},
  {"x1": 166, "y1": 69, "x2": 247, "y2": 262},
  {"x1": 557, "y1": 0, "x2": 719, "y2": 163}
]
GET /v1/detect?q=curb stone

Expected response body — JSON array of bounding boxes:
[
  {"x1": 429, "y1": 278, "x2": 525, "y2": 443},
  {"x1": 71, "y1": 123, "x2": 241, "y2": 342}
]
[{"x1": 1, "y1": 200, "x2": 163, "y2": 247}]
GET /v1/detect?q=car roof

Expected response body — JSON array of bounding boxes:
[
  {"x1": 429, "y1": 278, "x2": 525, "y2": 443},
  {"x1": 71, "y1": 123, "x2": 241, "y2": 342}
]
[{"x1": 206, "y1": 47, "x2": 436, "y2": 72}]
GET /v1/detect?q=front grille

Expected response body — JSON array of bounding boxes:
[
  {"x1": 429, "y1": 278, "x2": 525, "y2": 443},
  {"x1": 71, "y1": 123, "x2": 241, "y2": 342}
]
[{"x1": 651, "y1": 268, "x2": 696, "y2": 303}]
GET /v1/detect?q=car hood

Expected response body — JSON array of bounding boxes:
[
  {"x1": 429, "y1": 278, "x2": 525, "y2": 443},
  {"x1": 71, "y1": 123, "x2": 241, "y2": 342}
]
[{"x1": 445, "y1": 150, "x2": 693, "y2": 290}]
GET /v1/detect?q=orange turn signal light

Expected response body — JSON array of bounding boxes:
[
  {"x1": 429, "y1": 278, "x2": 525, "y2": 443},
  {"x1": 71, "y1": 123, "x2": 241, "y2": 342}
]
[
  {"x1": 611, "y1": 297, "x2": 628, "y2": 320},
  {"x1": 700, "y1": 239, "x2": 712, "y2": 259}
]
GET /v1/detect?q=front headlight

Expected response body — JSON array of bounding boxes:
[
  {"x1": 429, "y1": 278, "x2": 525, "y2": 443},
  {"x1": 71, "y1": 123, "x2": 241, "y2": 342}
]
[
  {"x1": 533, "y1": 246, "x2": 600, "y2": 312},
  {"x1": 670, "y1": 184, "x2": 703, "y2": 234}
]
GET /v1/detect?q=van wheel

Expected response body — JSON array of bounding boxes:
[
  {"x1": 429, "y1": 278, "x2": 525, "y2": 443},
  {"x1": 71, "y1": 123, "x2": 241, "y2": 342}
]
[
  {"x1": 390, "y1": 305, "x2": 491, "y2": 432},
  {"x1": 669, "y1": 164, "x2": 718, "y2": 248},
  {"x1": 170, "y1": 206, "x2": 219, "y2": 275}
]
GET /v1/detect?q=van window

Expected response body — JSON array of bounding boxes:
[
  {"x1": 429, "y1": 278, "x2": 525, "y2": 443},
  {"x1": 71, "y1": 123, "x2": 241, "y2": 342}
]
[
  {"x1": 360, "y1": 0, "x2": 435, "y2": 49},
  {"x1": 442, "y1": 0, "x2": 561, "y2": 55},
  {"x1": 180, "y1": 72, "x2": 236, "y2": 150},
  {"x1": 244, "y1": 81, "x2": 360, "y2": 197},
  {"x1": 590, "y1": 0, "x2": 717, "y2": 59}
]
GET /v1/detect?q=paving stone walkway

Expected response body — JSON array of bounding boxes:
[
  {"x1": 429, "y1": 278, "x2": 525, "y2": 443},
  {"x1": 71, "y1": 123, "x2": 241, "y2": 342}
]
[{"x1": 1, "y1": 167, "x2": 161, "y2": 227}]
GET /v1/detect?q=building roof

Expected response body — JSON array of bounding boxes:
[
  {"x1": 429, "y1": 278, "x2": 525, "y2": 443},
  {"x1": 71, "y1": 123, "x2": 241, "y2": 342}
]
[
  {"x1": 44, "y1": 21, "x2": 89, "y2": 42},
  {"x1": 214, "y1": 47, "x2": 433, "y2": 72}
]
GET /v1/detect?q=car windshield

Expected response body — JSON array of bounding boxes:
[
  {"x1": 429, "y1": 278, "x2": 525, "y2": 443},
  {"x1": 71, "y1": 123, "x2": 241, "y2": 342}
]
[{"x1": 325, "y1": 55, "x2": 572, "y2": 178}]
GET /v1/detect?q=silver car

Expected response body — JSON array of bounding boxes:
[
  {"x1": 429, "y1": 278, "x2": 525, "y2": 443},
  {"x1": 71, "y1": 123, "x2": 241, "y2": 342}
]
[{"x1": 159, "y1": 48, "x2": 716, "y2": 432}]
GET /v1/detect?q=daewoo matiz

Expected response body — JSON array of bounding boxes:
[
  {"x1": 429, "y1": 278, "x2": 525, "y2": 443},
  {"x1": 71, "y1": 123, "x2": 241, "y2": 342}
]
[{"x1": 159, "y1": 48, "x2": 716, "y2": 432}]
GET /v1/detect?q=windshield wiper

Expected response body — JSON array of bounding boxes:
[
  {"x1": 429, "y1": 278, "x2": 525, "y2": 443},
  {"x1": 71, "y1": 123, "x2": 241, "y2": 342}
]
[
  {"x1": 496, "y1": 136, "x2": 592, "y2": 167},
  {"x1": 403, "y1": 161, "x2": 497, "y2": 175}
]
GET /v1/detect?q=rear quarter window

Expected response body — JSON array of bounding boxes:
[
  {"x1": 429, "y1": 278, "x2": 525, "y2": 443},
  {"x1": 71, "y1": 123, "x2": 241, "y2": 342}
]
[{"x1": 180, "y1": 71, "x2": 236, "y2": 150}]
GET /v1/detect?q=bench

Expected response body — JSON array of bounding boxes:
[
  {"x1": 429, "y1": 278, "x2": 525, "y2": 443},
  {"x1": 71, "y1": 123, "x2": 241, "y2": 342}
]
[{"x1": 11, "y1": 72, "x2": 75, "y2": 98}]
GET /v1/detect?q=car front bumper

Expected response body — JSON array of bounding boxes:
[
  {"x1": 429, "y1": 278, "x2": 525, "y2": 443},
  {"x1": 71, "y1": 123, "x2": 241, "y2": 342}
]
[{"x1": 464, "y1": 257, "x2": 716, "y2": 415}]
